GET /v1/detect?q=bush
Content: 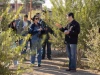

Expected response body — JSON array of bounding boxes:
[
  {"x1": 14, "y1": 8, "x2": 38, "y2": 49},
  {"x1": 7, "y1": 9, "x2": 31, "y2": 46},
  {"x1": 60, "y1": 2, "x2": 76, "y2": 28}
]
[
  {"x1": 0, "y1": 6, "x2": 31, "y2": 74},
  {"x1": 86, "y1": 22, "x2": 100, "y2": 70},
  {"x1": 43, "y1": 0, "x2": 100, "y2": 68}
]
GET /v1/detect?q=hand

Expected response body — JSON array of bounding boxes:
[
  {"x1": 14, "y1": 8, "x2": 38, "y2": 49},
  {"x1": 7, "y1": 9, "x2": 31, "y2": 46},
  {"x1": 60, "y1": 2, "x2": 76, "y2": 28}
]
[
  {"x1": 55, "y1": 23, "x2": 62, "y2": 28},
  {"x1": 64, "y1": 30, "x2": 70, "y2": 35},
  {"x1": 49, "y1": 37, "x2": 52, "y2": 40},
  {"x1": 44, "y1": 28, "x2": 48, "y2": 30},
  {"x1": 45, "y1": 28, "x2": 48, "y2": 30},
  {"x1": 38, "y1": 28, "x2": 43, "y2": 31},
  {"x1": 23, "y1": 26, "x2": 28, "y2": 31}
]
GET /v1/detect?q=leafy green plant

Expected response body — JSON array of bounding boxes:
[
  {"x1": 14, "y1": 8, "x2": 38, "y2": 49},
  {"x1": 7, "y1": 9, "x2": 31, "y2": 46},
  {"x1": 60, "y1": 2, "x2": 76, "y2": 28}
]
[
  {"x1": 43, "y1": 0, "x2": 100, "y2": 69},
  {"x1": 85, "y1": 18, "x2": 100, "y2": 70},
  {"x1": 0, "y1": 5, "x2": 32, "y2": 74}
]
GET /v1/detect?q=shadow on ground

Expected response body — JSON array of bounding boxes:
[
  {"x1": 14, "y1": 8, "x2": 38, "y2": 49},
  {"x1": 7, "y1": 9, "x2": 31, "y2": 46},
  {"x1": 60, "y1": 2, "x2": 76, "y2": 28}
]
[
  {"x1": 30, "y1": 58, "x2": 98, "y2": 75},
  {"x1": 33, "y1": 65, "x2": 97, "y2": 75},
  {"x1": 20, "y1": 58, "x2": 99, "y2": 75}
]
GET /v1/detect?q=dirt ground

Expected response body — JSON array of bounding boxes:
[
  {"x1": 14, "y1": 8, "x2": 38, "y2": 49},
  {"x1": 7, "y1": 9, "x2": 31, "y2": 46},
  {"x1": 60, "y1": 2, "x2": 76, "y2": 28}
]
[{"x1": 21, "y1": 58, "x2": 100, "y2": 75}]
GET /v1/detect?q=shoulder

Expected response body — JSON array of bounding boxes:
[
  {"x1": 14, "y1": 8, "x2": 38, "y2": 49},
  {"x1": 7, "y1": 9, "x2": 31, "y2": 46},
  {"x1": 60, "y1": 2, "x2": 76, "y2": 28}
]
[
  {"x1": 74, "y1": 20, "x2": 79, "y2": 25},
  {"x1": 38, "y1": 23, "x2": 42, "y2": 26},
  {"x1": 40, "y1": 19, "x2": 45, "y2": 23},
  {"x1": 72, "y1": 20, "x2": 80, "y2": 27},
  {"x1": 30, "y1": 24, "x2": 35, "y2": 30},
  {"x1": 19, "y1": 20, "x2": 23, "y2": 24},
  {"x1": 31, "y1": 24, "x2": 35, "y2": 27}
]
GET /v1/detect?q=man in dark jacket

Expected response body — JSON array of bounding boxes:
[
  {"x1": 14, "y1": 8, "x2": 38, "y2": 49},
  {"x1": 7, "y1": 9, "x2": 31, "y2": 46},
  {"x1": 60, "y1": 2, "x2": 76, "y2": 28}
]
[
  {"x1": 42, "y1": 26, "x2": 53, "y2": 60},
  {"x1": 56, "y1": 12, "x2": 80, "y2": 72},
  {"x1": 36, "y1": 13, "x2": 53, "y2": 60}
]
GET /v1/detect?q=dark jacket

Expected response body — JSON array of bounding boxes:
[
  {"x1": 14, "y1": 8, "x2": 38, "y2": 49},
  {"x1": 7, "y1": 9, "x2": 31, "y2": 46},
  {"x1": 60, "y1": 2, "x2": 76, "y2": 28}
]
[
  {"x1": 39, "y1": 19, "x2": 54, "y2": 40},
  {"x1": 28, "y1": 23, "x2": 45, "y2": 38},
  {"x1": 45, "y1": 26, "x2": 54, "y2": 40},
  {"x1": 39, "y1": 19, "x2": 46, "y2": 28},
  {"x1": 60, "y1": 20, "x2": 80, "y2": 44}
]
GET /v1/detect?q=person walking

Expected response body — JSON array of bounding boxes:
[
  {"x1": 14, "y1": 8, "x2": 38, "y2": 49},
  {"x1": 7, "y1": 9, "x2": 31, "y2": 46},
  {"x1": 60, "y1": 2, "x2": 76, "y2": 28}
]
[
  {"x1": 56, "y1": 12, "x2": 80, "y2": 72},
  {"x1": 17, "y1": 14, "x2": 31, "y2": 55},
  {"x1": 28, "y1": 15, "x2": 45, "y2": 67}
]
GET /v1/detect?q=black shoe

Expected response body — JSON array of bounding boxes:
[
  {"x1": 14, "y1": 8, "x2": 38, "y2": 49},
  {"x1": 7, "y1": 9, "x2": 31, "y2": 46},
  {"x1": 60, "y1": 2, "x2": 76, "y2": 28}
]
[
  {"x1": 38, "y1": 64, "x2": 41, "y2": 67},
  {"x1": 66, "y1": 69, "x2": 71, "y2": 71},
  {"x1": 48, "y1": 58, "x2": 52, "y2": 60},
  {"x1": 70, "y1": 69, "x2": 76, "y2": 72},
  {"x1": 42, "y1": 58, "x2": 45, "y2": 60}
]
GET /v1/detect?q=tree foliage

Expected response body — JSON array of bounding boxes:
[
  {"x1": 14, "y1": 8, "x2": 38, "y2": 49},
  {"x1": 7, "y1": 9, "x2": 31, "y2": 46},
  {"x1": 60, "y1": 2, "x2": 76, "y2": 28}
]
[
  {"x1": 85, "y1": 19, "x2": 100, "y2": 70},
  {"x1": 43, "y1": 0, "x2": 100, "y2": 69},
  {"x1": 0, "y1": 5, "x2": 31, "y2": 74}
]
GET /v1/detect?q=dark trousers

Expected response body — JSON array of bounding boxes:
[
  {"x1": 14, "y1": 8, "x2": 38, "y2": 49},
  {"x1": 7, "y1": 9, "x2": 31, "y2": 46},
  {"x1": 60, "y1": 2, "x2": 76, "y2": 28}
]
[{"x1": 42, "y1": 40, "x2": 51, "y2": 59}]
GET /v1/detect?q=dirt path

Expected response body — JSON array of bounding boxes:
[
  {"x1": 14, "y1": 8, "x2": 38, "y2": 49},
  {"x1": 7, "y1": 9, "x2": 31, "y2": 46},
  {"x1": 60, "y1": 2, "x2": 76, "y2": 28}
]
[{"x1": 22, "y1": 58, "x2": 99, "y2": 75}]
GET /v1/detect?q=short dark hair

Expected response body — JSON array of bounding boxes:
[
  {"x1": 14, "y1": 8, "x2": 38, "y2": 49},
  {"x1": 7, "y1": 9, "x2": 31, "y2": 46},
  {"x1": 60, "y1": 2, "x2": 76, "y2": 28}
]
[
  {"x1": 68, "y1": 12, "x2": 74, "y2": 18},
  {"x1": 24, "y1": 14, "x2": 28, "y2": 18},
  {"x1": 36, "y1": 13, "x2": 40, "y2": 15}
]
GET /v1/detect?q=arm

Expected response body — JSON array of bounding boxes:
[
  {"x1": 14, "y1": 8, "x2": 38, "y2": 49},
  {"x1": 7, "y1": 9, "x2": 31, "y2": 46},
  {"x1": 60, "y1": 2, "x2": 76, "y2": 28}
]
[
  {"x1": 69, "y1": 23, "x2": 80, "y2": 36},
  {"x1": 40, "y1": 20, "x2": 47, "y2": 29},
  {"x1": 55, "y1": 23, "x2": 68, "y2": 32},
  {"x1": 28, "y1": 25, "x2": 39, "y2": 35},
  {"x1": 39, "y1": 23, "x2": 46, "y2": 34},
  {"x1": 47, "y1": 26, "x2": 54, "y2": 34},
  {"x1": 60, "y1": 27, "x2": 68, "y2": 32},
  {"x1": 17, "y1": 21, "x2": 24, "y2": 31}
]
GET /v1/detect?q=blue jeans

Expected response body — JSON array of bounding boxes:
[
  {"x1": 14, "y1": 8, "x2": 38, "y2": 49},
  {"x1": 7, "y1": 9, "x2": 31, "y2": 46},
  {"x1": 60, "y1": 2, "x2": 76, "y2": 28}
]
[
  {"x1": 13, "y1": 60, "x2": 18, "y2": 65},
  {"x1": 12, "y1": 42, "x2": 18, "y2": 66},
  {"x1": 66, "y1": 44, "x2": 77, "y2": 70},
  {"x1": 31, "y1": 39, "x2": 42, "y2": 65},
  {"x1": 19, "y1": 39, "x2": 28, "y2": 54}
]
